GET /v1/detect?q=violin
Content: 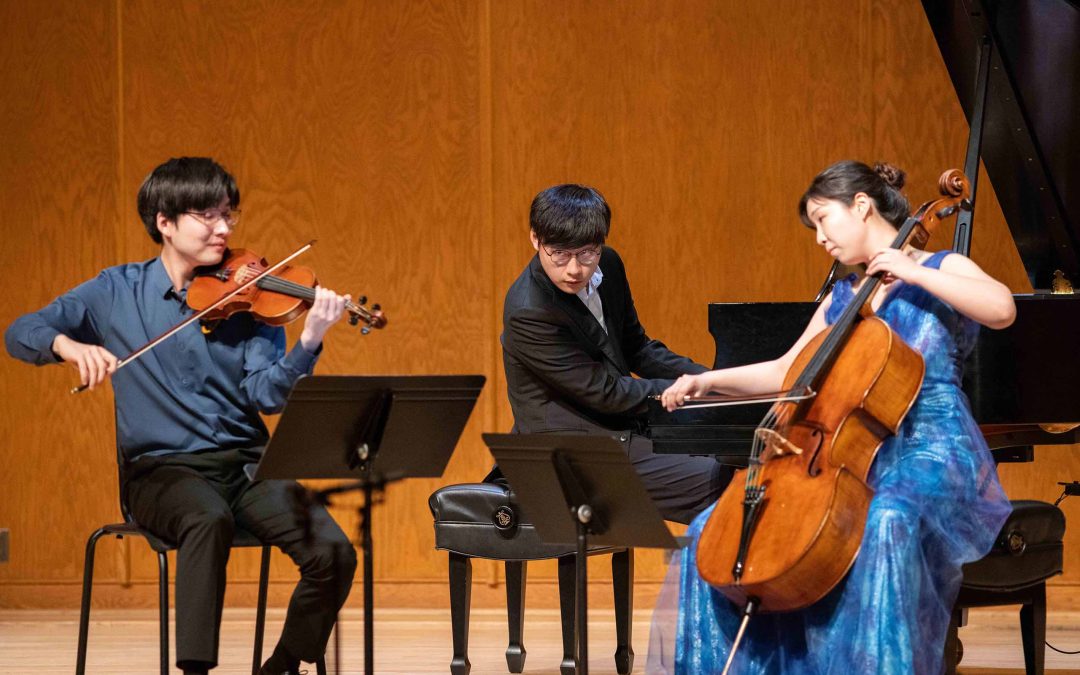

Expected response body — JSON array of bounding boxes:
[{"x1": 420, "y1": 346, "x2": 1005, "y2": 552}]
[
  {"x1": 71, "y1": 241, "x2": 386, "y2": 393},
  {"x1": 689, "y1": 170, "x2": 970, "y2": 673},
  {"x1": 188, "y1": 247, "x2": 386, "y2": 333}
]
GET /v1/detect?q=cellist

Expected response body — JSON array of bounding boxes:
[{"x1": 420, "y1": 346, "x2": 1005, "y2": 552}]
[
  {"x1": 5, "y1": 157, "x2": 356, "y2": 675},
  {"x1": 654, "y1": 161, "x2": 1014, "y2": 673}
]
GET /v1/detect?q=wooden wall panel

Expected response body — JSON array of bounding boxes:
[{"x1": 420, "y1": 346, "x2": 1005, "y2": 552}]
[
  {"x1": 117, "y1": 0, "x2": 487, "y2": 586},
  {"x1": 3, "y1": 0, "x2": 1078, "y2": 609},
  {"x1": 0, "y1": 1, "x2": 121, "y2": 585}
]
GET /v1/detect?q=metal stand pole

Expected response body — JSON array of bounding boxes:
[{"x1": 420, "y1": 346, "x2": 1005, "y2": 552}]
[
  {"x1": 574, "y1": 505, "x2": 592, "y2": 675},
  {"x1": 361, "y1": 482, "x2": 374, "y2": 675}
]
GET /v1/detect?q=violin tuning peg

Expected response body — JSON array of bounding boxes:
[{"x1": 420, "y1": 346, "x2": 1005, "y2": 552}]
[
  {"x1": 371, "y1": 303, "x2": 380, "y2": 312},
  {"x1": 358, "y1": 295, "x2": 368, "y2": 306},
  {"x1": 361, "y1": 326, "x2": 371, "y2": 335},
  {"x1": 348, "y1": 314, "x2": 359, "y2": 326}
]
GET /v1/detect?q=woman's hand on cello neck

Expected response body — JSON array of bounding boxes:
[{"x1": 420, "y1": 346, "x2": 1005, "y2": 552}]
[
  {"x1": 868, "y1": 247, "x2": 1016, "y2": 330},
  {"x1": 865, "y1": 246, "x2": 927, "y2": 286}
]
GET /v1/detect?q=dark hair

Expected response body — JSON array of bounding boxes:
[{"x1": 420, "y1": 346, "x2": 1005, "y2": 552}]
[
  {"x1": 136, "y1": 157, "x2": 240, "y2": 244},
  {"x1": 798, "y1": 160, "x2": 909, "y2": 228},
  {"x1": 529, "y1": 184, "x2": 611, "y2": 248}
]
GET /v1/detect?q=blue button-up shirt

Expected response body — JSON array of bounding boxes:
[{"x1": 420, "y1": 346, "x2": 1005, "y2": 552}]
[{"x1": 5, "y1": 258, "x2": 319, "y2": 461}]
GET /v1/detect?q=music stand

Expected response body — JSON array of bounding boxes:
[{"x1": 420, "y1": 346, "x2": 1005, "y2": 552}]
[
  {"x1": 255, "y1": 374, "x2": 485, "y2": 675},
  {"x1": 483, "y1": 433, "x2": 679, "y2": 675}
]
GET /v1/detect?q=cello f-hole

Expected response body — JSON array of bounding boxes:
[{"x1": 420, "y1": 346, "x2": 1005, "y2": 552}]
[{"x1": 804, "y1": 428, "x2": 827, "y2": 477}]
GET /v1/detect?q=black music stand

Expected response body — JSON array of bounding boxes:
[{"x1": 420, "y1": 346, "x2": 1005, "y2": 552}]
[
  {"x1": 254, "y1": 374, "x2": 485, "y2": 675},
  {"x1": 483, "y1": 433, "x2": 679, "y2": 675}
]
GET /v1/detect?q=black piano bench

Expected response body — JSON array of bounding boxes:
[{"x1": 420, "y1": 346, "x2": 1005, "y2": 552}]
[
  {"x1": 944, "y1": 499, "x2": 1065, "y2": 675},
  {"x1": 429, "y1": 482, "x2": 634, "y2": 675}
]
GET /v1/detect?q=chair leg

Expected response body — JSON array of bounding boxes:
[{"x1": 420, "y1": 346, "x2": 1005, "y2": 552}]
[
  {"x1": 505, "y1": 560, "x2": 527, "y2": 673},
  {"x1": 252, "y1": 545, "x2": 271, "y2": 675},
  {"x1": 1020, "y1": 583, "x2": 1047, "y2": 675},
  {"x1": 449, "y1": 552, "x2": 473, "y2": 675},
  {"x1": 943, "y1": 607, "x2": 962, "y2": 675},
  {"x1": 158, "y1": 551, "x2": 170, "y2": 675},
  {"x1": 76, "y1": 528, "x2": 108, "y2": 675},
  {"x1": 557, "y1": 555, "x2": 577, "y2": 675},
  {"x1": 612, "y1": 549, "x2": 634, "y2": 674}
]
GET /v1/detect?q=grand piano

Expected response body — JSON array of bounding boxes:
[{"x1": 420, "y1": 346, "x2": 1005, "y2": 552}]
[{"x1": 648, "y1": 0, "x2": 1080, "y2": 465}]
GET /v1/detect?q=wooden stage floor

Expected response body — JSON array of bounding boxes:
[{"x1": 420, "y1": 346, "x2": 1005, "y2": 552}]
[{"x1": 2, "y1": 607, "x2": 1080, "y2": 673}]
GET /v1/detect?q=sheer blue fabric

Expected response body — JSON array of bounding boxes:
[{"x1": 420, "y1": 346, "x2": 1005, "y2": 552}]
[{"x1": 650, "y1": 251, "x2": 1012, "y2": 674}]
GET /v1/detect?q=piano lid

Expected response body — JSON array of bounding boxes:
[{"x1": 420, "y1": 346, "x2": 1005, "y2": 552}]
[{"x1": 922, "y1": 0, "x2": 1080, "y2": 290}]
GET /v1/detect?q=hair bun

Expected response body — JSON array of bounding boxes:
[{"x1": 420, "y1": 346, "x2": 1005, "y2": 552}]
[{"x1": 873, "y1": 162, "x2": 906, "y2": 190}]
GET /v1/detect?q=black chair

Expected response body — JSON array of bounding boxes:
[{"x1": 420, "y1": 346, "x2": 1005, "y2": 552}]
[
  {"x1": 945, "y1": 499, "x2": 1066, "y2": 675},
  {"x1": 430, "y1": 482, "x2": 634, "y2": 675},
  {"x1": 75, "y1": 462, "x2": 327, "y2": 675}
]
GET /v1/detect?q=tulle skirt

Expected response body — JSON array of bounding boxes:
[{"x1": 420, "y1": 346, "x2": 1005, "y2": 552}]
[{"x1": 648, "y1": 387, "x2": 1011, "y2": 675}]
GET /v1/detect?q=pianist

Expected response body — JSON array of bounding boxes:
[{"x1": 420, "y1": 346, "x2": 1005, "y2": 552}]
[{"x1": 492, "y1": 183, "x2": 733, "y2": 524}]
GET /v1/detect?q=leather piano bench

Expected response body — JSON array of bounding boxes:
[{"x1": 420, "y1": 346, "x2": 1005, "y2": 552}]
[
  {"x1": 430, "y1": 482, "x2": 634, "y2": 675},
  {"x1": 945, "y1": 499, "x2": 1065, "y2": 674}
]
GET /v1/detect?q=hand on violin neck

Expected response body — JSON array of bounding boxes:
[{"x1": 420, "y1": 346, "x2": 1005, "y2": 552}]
[
  {"x1": 300, "y1": 285, "x2": 351, "y2": 352},
  {"x1": 52, "y1": 334, "x2": 118, "y2": 390}
]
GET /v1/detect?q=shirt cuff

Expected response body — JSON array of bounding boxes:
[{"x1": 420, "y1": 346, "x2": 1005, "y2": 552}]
[
  {"x1": 285, "y1": 339, "x2": 321, "y2": 375},
  {"x1": 31, "y1": 326, "x2": 64, "y2": 364}
]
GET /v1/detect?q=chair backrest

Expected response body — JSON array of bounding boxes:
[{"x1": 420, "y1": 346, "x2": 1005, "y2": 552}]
[
  {"x1": 116, "y1": 466, "x2": 135, "y2": 524},
  {"x1": 114, "y1": 439, "x2": 137, "y2": 525}
]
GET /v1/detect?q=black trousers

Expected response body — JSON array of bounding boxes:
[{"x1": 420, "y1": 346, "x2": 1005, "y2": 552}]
[
  {"x1": 125, "y1": 447, "x2": 357, "y2": 669},
  {"x1": 625, "y1": 433, "x2": 733, "y2": 524},
  {"x1": 486, "y1": 433, "x2": 733, "y2": 525}
]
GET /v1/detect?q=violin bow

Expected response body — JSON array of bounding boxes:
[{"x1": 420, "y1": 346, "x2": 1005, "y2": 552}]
[{"x1": 71, "y1": 241, "x2": 315, "y2": 394}]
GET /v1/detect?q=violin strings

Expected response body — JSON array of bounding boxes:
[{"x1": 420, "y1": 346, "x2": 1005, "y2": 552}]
[
  {"x1": 256, "y1": 274, "x2": 374, "y2": 322},
  {"x1": 257, "y1": 275, "x2": 316, "y2": 299}
]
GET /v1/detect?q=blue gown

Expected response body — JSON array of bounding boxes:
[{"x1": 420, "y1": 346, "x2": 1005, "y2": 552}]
[{"x1": 660, "y1": 251, "x2": 1012, "y2": 674}]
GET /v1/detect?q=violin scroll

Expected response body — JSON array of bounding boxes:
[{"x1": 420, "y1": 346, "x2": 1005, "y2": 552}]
[{"x1": 347, "y1": 296, "x2": 386, "y2": 334}]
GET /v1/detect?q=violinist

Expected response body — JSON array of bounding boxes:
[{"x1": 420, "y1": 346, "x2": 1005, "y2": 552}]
[
  {"x1": 5, "y1": 157, "x2": 355, "y2": 675},
  {"x1": 652, "y1": 161, "x2": 1014, "y2": 673}
]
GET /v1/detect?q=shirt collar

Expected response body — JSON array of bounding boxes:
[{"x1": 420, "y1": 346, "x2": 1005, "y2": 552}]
[
  {"x1": 575, "y1": 266, "x2": 604, "y2": 302},
  {"x1": 148, "y1": 257, "x2": 182, "y2": 301}
]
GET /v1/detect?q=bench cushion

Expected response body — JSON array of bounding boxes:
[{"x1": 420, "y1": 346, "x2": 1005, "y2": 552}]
[
  {"x1": 430, "y1": 483, "x2": 614, "y2": 560},
  {"x1": 960, "y1": 499, "x2": 1065, "y2": 592}
]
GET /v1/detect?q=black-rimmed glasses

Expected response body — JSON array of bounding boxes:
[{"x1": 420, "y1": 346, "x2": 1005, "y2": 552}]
[
  {"x1": 183, "y1": 208, "x2": 241, "y2": 229},
  {"x1": 541, "y1": 244, "x2": 601, "y2": 267}
]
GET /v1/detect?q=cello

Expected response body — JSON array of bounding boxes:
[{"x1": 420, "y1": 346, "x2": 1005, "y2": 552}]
[{"x1": 690, "y1": 170, "x2": 972, "y2": 672}]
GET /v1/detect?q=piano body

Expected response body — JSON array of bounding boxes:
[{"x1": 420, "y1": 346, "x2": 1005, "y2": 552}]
[{"x1": 648, "y1": 0, "x2": 1080, "y2": 465}]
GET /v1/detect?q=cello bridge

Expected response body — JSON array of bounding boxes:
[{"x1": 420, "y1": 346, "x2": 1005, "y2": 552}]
[{"x1": 755, "y1": 428, "x2": 805, "y2": 462}]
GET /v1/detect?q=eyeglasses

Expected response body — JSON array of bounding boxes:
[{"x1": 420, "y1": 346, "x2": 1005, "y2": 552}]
[
  {"x1": 183, "y1": 208, "x2": 241, "y2": 229},
  {"x1": 541, "y1": 244, "x2": 601, "y2": 267}
]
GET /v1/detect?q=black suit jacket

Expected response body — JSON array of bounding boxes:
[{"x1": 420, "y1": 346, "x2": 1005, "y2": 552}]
[{"x1": 501, "y1": 246, "x2": 707, "y2": 437}]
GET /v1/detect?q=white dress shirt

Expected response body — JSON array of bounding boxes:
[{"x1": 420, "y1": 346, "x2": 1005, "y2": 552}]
[{"x1": 575, "y1": 266, "x2": 606, "y2": 333}]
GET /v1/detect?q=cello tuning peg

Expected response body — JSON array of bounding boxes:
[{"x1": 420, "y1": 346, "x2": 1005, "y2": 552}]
[
  {"x1": 358, "y1": 295, "x2": 368, "y2": 306},
  {"x1": 371, "y1": 303, "x2": 380, "y2": 312}
]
